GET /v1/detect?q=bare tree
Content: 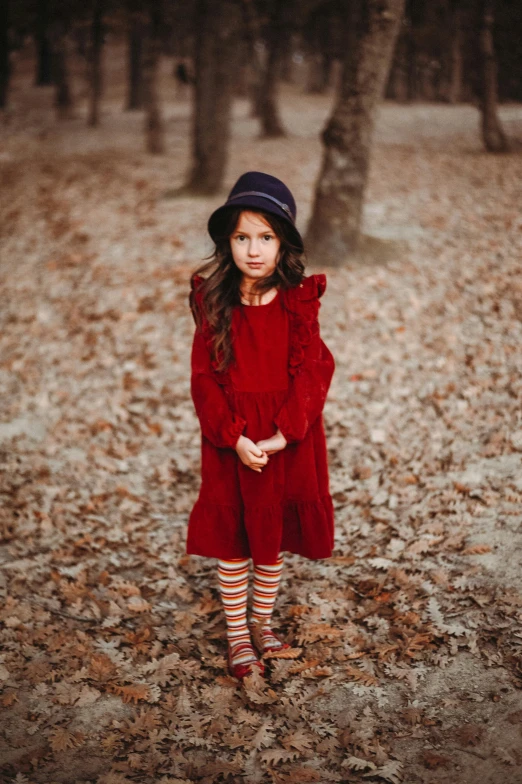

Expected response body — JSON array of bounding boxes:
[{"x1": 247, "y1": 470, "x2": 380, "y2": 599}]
[
  {"x1": 241, "y1": 0, "x2": 265, "y2": 118},
  {"x1": 87, "y1": 0, "x2": 104, "y2": 126},
  {"x1": 476, "y1": 0, "x2": 508, "y2": 151},
  {"x1": 241, "y1": 0, "x2": 286, "y2": 136},
  {"x1": 257, "y1": 0, "x2": 287, "y2": 137},
  {"x1": 50, "y1": 15, "x2": 73, "y2": 119},
  {"x1": 35, "y1": 0, "x2": 53, "y2": 86},
  {"x1": 143, "y1": 0, "x2": 165, "y2": 154},
  {"x1": 304, "y1": 2, "x2": 335, "y2": 95},
  {"x1": 185, "y1": 0, "x2": 240, "y2": 193},
  {"x1": 126, "y1": 0, "x2": 144, "y2": 110},
  {"x1": 447, "y1": 0, "x2": 462, "y2": 103},
  {"x1": 306, "y1": 0, "x2": 405, "y2": 264},
  {"x1": 0, "y1": 0, "x2": 9, "y2": 108}
]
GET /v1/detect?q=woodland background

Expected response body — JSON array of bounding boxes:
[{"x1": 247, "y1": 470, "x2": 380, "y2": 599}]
[{"x1": 1, "y1": 1, "x2": 522, "y2": 783}]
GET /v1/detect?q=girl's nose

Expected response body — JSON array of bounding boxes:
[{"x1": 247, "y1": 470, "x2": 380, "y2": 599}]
[{"x1": 248, "y1": 240, "x2": 261, "y2": 257}]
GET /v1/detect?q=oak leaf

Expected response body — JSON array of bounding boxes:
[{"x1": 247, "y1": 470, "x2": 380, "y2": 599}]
[
  {"x1": 364, "y1": 760, "x2": 404, "y2": 783},
  {"x1": 345, "y1": 665, "x2": 379, "y2": 687},
  {"x1": 109, "y1": 683, "x2": 150, "y2": 703},
  {"x1": 281, "y1": 729, "x2": 313, "y2": 752},
  {"x1": 260, "y1": 748, "x2": 300, "y2": 766},
  {"x1": 421, "y1": 750, "x2": 451, "y2": 769},
  {"x1": 462, "y1": 544, "x2": 492, "y2": 555},
  {"x1": 47, "y1": 726, "x2": 84, "y2": 752}
]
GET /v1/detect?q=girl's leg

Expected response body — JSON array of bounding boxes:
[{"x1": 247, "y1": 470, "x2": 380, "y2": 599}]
[
  {"x1": 249, "y1": 553, "x2": 286, "y2": 653},
  {"x1": 217, "y1": 557, "x2": 259, "y2": 668}
]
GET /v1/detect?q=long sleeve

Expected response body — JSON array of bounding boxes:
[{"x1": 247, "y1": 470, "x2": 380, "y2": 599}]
[
  {"x1": 273, "y1": 314, "x2": 335, "y2": 444},
  {"x1": 191, "y1": 328, "x2": 247, "y2": 449}
]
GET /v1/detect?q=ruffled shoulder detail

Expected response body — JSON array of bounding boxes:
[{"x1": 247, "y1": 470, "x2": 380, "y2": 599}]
[
  {"x1": 283, "y1": 275, "x2": 325, "y2": 377},
  {"x1": 285, "y1": 274, "x2": 326, "y2": 309}
]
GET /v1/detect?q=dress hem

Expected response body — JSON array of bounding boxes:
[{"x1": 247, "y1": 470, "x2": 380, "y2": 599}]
[{"x1": 186, "y1": 493, "x2": 334, "y2": 564}]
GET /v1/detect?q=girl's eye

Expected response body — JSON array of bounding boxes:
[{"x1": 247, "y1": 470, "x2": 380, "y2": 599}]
[
  {"x1": 263, "y1": 235, "x2": 273, "y2": 241},
  {"x1": 236, "y1": 235, "x2": 246, "y2": 241}
]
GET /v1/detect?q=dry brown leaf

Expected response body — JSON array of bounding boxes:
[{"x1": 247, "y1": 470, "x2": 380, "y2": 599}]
[
  {"x1": 281, "y1": 729, "x2": 314, "y2": 752},
  {"x1": 296, "y1": 623, "x2": 344, "y2": 645},
  {"x1": 109, "y1": 683, "x2": 150, "y2": 704},
  {"x1": 280, "y1": 767, "x2": 324, "y2": 782},
  {"x1": 127, "y1": 596, "x2": 152, "y2": 613},
  {"x1": 263, "y1": 646, "x2": 303, "y2": 660},
  {"x1": 260, "y1": 748, "x2": 300, "y2": 766},
  {"x1": 401, "y1": 707, "x2": 422, "y2": 725},
  {"x1": 301, "y1": 665, "x2": 334, "y2": 679},
  {"x1": 288, "y1": 659, "x2": 321, "y2": 674},
  {"x1": 455, "y1": 724, "x2": 485, "y2": 746},
  {"x1": 404, "y1": 633, "x2": 434, "y2": 658},
  {"x1": 462, "y1": 544, "x2": 492, "y2": 555},
  {"x1": 345, "y1": 665, "x2": 379, "y2": 687},
  {"x1": 88, "y1": 654, "x2": 117, "y2": 682},
  {"x1": 47, "y1": 727, "x2": 84, "y2": 752},
  {"x1": 421, "y1": 750, "x2": 451, "y2": 769}
]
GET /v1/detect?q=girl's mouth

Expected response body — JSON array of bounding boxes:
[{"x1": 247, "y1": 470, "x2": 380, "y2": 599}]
[{"x1": 247, "y1": 262, "x2": 263, "y2": 267}]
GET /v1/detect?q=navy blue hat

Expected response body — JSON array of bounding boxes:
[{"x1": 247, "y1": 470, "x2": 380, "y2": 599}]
[{"x1": 207, "y1": 171, "x2": 304, "y2": 253}]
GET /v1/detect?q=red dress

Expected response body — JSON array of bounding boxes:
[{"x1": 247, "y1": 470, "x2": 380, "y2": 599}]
[{"x1": 187, "y1": 273, "x2": 335, "y2": 565}]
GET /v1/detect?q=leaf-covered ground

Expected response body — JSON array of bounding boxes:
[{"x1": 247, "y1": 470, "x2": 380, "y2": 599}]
[{"x1": 1, "y1": 44, "x2": 522, "y2": 784}]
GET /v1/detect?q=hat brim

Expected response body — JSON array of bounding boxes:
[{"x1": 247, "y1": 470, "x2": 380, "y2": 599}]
[{"x1": 208, "y1": 197, "x2": 304, "y2": 254}]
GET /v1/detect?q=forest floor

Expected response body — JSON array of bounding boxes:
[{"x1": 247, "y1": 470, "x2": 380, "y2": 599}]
[{"x1": 1, "y1": 46, "x2": 522, "y2": 784}]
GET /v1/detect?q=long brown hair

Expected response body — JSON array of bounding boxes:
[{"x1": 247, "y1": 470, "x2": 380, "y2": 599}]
[{"x1": 190, "y1": 207, "x2": 305, "y2": 372}]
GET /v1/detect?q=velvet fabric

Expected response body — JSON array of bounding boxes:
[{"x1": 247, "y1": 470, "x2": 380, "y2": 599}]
[{"x1": 186, "y1": 273, "x2": 336, "y2": 565}]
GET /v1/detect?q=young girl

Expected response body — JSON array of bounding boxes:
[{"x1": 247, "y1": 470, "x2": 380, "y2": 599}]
[{"x1": 187, "y1": 171, "x2": 335, "y2": 681}]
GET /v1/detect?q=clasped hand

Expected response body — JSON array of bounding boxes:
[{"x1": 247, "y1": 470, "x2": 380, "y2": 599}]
[{"x1": 235, "y1": 430, "x2": 287, "y2": 473}]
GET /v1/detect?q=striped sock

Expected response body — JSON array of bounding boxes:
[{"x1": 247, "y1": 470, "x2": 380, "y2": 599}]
[
  {"x1": 249, "y1": 553, "x2": 285, "y2": 652},
  {"x1": 217, "y1": 558, "x2": 258, "y2": 668}
]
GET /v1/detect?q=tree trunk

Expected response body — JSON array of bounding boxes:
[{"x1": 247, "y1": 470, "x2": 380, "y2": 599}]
[
  {"x1": 306, "y1": 0, "x2": 405, "y2": 265},
  {"x1": 386, "y1": 26, "x2": 408, "y2": 102},
  {"x1": 258, "y1": 1, "x2": 286, "y2": 138},
  {"x1": 0, "y1": 0, "x2": 10, "y2": 109},
  {"x1": 87, "y1": 0, "x2": 104, "y2": 126},
  {"x1": 406, "y1": 22, "x2": 417, "y2": 100},
  {"x1": 280, "y1": 40, "x2": 294, "y2": 83},
  {"x1": 448, "y1": 1, "x2": 462, "y2": 103},
  {"x1": 35, "y1": 0, "x2": 53, "y2": 86},
  {"x1": 240, "y1": 0, "x2": 264, "y2": 118},
  {"x1": 126, "y1": 6, "x2": 144, "y2": 110},
  {"x1": 143, "y1": 0, "x2": 165, "y2": 154},
  {"x1": 306, "y1": 53, "x2": 326, "y2": 93},
  {"x1": 186, "y1": 0, "x2": 240, "y2": 193},
  {"x1": 50, "y1": 19, "x2": 73, "y2": 119},
  {"x1": 477, "y1": 0, "x2": 508, "y2": 152}
]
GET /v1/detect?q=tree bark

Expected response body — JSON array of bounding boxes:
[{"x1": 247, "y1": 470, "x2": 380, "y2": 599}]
[
  {"x1": 477, "y1": 0, "x2": 508, "y2": 152},
  {"x1": 35, "y1": 0, "x2": 53, "y2": 86},
  {"x1": 240, "y1": 0, "x2": 264, "y2": 118},
  {"x1": 87, "y1": 0, "x2": 104, "y2": 126},
  {"x1": 304, "y1": 7, "x2": 332, "y2": 95},
  {"x1": 126, "y1": 5, "x2": 145, "y2": 110},
  {"x1": 257, "y1": 1, "x2": 286, "y2": 137},
  {"x1": 143, "y1": 0, "x2": 165, "y2": 154},
  {"x1": 386, "y1": 23, "x2": 408, "y2": 102},
  {"x1": 306, "y1": 53, "x2": 326, "y2": 94},
  {"x1": 447, "y1": 0, "x2": 462, "y2": 103},
  {"x1": 186, "y1": 0, "x2": 240, "y2": 194},
  {"x1": 50, "y1": 19, "x2": 73, "y2": 119},
  {"x1": 0, "y1": 0, "x2": 10, "y2": 109},
  {"x1": 279, "y1": 39, "x2": 294, "y2": 83},
  {"x1": 306, "y1": 0, "x2": 405, "y2": 265}
]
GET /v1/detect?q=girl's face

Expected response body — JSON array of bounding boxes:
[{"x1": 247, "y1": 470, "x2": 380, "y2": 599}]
[{"x1": 229, "y1": 211, "x2": 281, "y2": 284}]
